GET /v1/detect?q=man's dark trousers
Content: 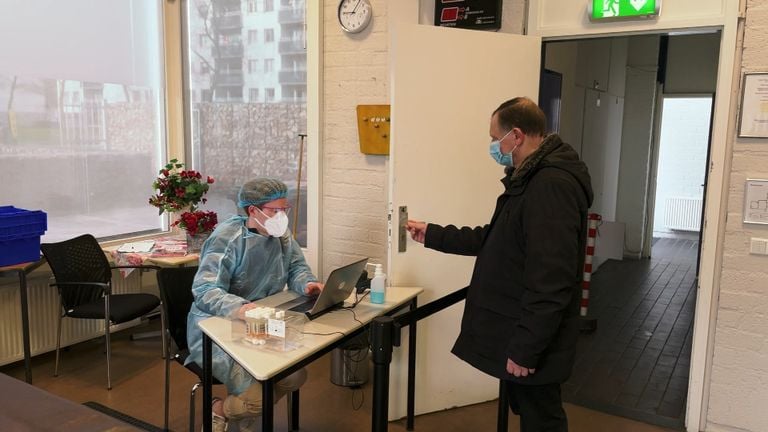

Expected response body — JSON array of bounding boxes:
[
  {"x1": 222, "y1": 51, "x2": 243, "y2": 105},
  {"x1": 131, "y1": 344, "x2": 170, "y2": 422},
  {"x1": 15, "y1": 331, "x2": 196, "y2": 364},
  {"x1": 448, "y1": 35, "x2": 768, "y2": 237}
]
[{"x1": 506, "y1": 381, "x2": 568, "y2": 432}]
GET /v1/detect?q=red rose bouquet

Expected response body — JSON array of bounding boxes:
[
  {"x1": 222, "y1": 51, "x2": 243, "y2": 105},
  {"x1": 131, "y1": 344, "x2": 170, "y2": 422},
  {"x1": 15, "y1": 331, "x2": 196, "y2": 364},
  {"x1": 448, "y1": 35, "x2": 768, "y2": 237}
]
[
  {"x1": 149, "y1": 159, "x2": 215, "y2": 214},
  {"x1": 148, "y1": 159, "x2": 218, "y2": 238},
  {"x1": 173, "y1": 210, "x2": 218, "y2": 236}
]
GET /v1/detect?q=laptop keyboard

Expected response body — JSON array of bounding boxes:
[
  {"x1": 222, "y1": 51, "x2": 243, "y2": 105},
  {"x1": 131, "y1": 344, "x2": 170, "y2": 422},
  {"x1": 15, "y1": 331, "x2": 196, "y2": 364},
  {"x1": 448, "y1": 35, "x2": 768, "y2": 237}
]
[{"x1": 288, "y1": 300, "x2": 315, "y2": 313}]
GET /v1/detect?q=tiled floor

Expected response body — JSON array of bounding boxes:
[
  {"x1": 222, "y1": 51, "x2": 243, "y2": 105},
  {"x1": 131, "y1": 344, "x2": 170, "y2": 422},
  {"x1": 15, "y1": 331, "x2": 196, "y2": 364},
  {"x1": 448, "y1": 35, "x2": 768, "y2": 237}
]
[
  {"x1": 563, "y1": 237, "x2": 698, "y2": 430},
  {"x1": 0, "y1": 318, "x2": 677, "y2": 431}
]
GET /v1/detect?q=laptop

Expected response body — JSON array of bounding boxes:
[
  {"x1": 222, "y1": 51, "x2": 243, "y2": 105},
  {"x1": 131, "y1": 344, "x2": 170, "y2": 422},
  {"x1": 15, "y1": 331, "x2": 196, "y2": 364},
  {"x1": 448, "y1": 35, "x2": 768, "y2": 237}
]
[{"x1": 276, "y1": 257, "x2": 368, "y2": 320}]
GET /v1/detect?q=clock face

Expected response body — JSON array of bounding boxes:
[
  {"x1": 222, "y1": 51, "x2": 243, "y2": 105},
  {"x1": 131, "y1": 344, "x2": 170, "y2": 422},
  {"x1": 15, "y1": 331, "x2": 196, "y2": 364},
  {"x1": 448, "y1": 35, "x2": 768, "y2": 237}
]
[{"x1": 337, "y1": 0, "x2": 372, "y2": 34}]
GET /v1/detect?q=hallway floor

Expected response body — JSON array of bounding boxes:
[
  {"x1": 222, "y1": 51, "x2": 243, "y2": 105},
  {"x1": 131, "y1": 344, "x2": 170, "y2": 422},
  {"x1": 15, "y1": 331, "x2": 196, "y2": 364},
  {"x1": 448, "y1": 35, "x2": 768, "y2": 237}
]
[
  {"x1": 0, "y1": 319, "x2": 677, "y2": 431},
  {"x1": 563, "y1": 237, "x2": 698, "y2": 430}
]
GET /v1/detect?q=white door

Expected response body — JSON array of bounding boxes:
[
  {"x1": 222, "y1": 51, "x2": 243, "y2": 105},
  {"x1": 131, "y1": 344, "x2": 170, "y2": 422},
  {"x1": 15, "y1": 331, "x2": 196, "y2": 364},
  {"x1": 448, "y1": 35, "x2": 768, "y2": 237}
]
[{"x1": 388, "y1": 24, "x2": 541, "y2": 420}]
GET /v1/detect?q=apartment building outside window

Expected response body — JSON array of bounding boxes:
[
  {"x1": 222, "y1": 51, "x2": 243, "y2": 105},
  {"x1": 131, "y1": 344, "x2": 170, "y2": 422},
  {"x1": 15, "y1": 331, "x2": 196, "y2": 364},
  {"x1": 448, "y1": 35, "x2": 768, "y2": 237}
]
[{"x1": 184, "y1": 0, "x2": 309, "y2": 246}]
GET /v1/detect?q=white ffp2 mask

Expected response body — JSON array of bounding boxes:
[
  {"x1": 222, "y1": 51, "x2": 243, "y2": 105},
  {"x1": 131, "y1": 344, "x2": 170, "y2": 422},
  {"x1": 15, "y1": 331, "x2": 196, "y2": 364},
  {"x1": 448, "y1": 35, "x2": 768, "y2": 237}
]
[{"x1": 254, "y1": 209, "x2": 289, "y2": 237}]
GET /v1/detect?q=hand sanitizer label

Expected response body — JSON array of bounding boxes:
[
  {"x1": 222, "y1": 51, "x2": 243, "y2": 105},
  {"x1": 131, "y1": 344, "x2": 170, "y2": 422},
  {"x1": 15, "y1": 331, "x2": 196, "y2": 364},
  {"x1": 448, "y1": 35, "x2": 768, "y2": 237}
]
[{"x1": 268, "y1": 318, "x2": 286, "y2": 338}]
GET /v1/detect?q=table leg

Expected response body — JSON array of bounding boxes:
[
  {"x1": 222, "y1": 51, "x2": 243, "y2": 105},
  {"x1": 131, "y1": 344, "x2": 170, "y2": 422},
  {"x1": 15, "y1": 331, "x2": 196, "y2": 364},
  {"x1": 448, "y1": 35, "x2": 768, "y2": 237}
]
[
  {"x1": 407, "y1": 297, "x2": 417, "y2": 430},
  {"x1": 19, "y1": 270, "x2": 32, "y2": 384},
  {"x1": 203, "y1": 333, "x2": 213, "y2": 432},
  {"x1": 289, "y1": 389, "x2": 299, "y2": 431},
  {"x1": 262, "y1": 379, "x2": 274, "y2": 431}
]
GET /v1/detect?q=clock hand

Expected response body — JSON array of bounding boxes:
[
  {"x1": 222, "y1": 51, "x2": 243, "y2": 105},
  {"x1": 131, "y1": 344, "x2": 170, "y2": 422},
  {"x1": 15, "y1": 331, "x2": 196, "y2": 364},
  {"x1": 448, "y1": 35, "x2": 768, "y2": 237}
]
[{"x1": 342, "y1": 0, "x2": 361, "y2": 15}]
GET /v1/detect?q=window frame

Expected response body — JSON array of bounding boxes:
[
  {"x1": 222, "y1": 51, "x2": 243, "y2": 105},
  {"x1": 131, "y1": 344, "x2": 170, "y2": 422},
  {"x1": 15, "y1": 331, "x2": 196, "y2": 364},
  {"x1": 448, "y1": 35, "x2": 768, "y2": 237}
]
[{"x1": 170, "y1": 0, "x2": 321, "y2": 271}]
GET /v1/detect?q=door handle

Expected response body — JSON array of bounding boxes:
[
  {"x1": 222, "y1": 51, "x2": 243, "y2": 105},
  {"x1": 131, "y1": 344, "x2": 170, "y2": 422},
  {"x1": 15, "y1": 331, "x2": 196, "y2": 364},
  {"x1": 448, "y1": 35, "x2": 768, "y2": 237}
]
[{"x1": 398, "y1": 206, "x2": 408, "y2": 253}]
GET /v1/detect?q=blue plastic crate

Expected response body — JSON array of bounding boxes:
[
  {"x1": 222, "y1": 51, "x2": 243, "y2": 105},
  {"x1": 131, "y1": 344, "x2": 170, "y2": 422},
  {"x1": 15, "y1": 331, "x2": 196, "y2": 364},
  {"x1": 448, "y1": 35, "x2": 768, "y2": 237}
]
[{"x1": 0, "y1": 206, "x2": 47, "y2": 266}]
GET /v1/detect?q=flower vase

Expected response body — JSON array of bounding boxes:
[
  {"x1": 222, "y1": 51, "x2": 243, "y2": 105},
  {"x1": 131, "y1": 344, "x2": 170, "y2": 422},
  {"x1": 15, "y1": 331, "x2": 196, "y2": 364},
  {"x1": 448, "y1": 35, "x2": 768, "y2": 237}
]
[{"x1": 186, "y1": 231, "x2": 210, "y2": 253}]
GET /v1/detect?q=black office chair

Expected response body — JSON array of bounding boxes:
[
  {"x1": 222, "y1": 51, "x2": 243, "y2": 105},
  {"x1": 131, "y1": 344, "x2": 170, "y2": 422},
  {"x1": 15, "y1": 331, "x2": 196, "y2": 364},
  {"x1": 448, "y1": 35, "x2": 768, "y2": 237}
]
[
  {"x1": 157, "y1": 266, "x2": 222, "y2": 432},
  {"x1": 158, "y1": 266, "x2": 298, "y2": 432},
  {"x1": 40, "y1": 234, "x2": 161, "y2": 390}
]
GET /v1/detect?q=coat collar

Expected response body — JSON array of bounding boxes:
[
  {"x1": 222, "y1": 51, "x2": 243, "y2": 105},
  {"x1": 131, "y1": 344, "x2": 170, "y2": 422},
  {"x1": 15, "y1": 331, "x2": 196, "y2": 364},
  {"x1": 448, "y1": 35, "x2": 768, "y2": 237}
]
[{"x1": 501, "y1": 134, "x2": 562, "y2": 191}]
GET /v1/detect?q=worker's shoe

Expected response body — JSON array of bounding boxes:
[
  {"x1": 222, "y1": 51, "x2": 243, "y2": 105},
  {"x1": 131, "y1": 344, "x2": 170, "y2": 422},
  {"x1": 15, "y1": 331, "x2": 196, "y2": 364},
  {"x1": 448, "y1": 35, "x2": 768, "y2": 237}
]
[{"x1": 208, "y1": 397, "x2": 228, "y2": 432}]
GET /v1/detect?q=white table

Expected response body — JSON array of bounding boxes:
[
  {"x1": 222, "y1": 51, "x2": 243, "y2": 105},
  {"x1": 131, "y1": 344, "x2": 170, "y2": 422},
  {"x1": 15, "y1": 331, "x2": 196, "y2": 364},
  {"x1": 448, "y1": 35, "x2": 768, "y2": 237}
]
[{"x1": 200, "y1": 286, "x2": 423, "y2": 432}]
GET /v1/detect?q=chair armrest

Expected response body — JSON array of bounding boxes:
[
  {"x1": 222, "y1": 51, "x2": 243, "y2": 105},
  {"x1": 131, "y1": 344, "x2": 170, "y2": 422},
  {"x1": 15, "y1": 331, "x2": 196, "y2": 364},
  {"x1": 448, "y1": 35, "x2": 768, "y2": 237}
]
[
  {"x1": 49, "y1": 281, "x2": 111, "y2": 294},
  {"x1": 49, "y1": 281, "x2": 109, "y2": 288}
]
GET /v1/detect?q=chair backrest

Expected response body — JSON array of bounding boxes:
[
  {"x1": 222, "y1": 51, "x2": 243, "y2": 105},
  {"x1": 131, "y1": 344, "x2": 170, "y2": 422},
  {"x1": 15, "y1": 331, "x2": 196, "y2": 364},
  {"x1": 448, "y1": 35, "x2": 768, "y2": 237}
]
[
  {"x1": 156, "y1": 266, "x2": 198, "y2": 352},
  {"x1": 40, "y1": 234, "x2": 111, "y2": 310}
]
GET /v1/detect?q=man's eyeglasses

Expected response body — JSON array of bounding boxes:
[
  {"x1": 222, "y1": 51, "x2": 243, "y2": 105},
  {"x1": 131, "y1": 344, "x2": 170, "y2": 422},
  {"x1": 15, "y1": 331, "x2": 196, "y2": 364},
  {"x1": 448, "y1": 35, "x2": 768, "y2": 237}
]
[{"x1": 260, "y1": 205, "x2": 292, "y2": 215}]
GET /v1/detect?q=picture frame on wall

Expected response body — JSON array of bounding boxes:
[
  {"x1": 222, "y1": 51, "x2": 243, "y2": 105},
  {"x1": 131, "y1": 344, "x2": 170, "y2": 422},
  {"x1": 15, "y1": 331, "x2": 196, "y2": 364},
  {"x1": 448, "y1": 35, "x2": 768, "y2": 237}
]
[
  {"x1": 743, "y1": 179, "x2": 768, "y2": 225},
  {"x1": 738, "y1": 72, "x2": 768, "y2": 138}
]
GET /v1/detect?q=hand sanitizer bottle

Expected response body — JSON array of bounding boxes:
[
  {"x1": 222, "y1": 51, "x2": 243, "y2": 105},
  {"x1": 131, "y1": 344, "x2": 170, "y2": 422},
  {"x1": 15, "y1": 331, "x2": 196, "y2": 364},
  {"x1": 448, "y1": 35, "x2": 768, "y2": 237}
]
[{"x1": 369, "y1": 263, "x2": 386, "y2": 304}]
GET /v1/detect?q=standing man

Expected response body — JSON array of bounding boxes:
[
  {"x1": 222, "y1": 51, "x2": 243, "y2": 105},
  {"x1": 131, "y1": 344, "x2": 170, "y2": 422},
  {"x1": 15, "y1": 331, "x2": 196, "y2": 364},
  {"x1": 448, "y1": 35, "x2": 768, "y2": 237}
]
[{"x1": 406, "y1": 97, "x2": 593, "y2": 431}]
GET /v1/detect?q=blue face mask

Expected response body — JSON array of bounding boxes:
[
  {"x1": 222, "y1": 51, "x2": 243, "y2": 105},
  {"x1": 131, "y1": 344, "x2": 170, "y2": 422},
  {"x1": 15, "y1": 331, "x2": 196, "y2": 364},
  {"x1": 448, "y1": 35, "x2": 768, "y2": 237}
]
[{"x1": 489, "y1": 129, "x2": 515, "y2": 166}]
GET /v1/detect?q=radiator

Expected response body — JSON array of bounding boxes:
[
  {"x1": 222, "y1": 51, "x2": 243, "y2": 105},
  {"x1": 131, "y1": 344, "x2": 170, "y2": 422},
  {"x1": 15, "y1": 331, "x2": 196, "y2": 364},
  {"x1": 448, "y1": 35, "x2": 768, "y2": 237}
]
[
  {"x1": 0, "y1": 270, "x2": 143, "y2": 367},
  {"x1": 664, "y1": 197, "x2": 703, "y2": 231}
]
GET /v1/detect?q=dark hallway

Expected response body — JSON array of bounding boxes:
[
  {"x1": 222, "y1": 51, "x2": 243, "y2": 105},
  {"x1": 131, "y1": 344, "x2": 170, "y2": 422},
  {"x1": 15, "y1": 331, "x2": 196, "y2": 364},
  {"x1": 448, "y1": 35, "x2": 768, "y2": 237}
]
[{"x1": 563, "y1": 238, "x2": 698, "y2": 430}]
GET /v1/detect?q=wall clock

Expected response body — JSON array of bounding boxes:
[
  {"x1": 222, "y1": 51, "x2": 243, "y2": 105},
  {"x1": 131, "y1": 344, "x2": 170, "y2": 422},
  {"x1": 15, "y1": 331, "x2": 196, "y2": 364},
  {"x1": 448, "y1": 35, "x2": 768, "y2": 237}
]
[{"x1": 338, "y1": 0, "x2": 372, "y2": 34}]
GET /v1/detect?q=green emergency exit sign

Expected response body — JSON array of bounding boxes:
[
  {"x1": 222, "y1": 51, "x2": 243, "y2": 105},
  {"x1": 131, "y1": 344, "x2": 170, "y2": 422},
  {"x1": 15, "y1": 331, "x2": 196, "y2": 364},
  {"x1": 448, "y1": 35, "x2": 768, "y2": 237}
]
[{"x1": 588, "y1": 0, "x2": 661, "y2": 21}]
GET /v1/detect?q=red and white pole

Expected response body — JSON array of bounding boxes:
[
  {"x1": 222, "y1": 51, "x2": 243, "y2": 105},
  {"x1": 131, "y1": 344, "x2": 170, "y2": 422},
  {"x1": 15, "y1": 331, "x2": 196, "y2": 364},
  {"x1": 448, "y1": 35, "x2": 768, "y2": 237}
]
[{"x1": 580, "y1": 213, "x2": 601, "y2": 332}]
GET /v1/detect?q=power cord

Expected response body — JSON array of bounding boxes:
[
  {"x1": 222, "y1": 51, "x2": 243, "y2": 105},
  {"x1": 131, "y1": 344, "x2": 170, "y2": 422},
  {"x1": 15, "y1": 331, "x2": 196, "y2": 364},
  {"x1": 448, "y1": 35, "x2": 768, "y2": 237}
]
[
  {"x1": 336, "y1": 306, "x2": 370, "y2": 410},
  {"x1": 298, "y1": 295, "x2": 373, "y2": 410},
  {"x1": 345, "y1": 349, "x2": 367, "y2": 410}
]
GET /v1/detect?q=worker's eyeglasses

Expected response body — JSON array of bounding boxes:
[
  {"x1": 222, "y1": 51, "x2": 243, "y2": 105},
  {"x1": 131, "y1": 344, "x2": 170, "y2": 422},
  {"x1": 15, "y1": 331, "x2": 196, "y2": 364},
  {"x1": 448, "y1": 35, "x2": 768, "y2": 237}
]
[{"x1": 260, "y1": 206, "x2": 292, "y2": 215}]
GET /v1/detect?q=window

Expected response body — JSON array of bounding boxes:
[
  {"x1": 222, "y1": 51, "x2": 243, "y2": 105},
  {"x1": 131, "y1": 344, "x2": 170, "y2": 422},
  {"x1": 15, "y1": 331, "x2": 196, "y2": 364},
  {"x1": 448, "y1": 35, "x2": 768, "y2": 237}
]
[
  {"x1": 184, "y1": 0, "x2": 310, "y2": 247},
  {"x1": 247, "y1": 0, "x2": 257, "y2": 13},
  {"x1": 264, "y1": 0, "x2": 274, "y2": 12},
  {"x1": 0, "y1": 0, "x2": 166, "y2": 242}
]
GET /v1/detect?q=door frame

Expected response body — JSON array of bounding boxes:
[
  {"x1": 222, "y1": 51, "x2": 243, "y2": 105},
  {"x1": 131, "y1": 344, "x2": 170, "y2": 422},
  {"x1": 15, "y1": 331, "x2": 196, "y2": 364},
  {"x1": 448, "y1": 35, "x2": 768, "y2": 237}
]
[{"x1": 536, "y1": 18, "x2": 739, "y2": 432}]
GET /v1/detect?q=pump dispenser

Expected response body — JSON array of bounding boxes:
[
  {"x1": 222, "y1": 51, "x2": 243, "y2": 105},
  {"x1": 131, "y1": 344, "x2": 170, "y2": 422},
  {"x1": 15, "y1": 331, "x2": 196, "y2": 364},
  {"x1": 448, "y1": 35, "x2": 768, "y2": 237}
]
[{"x1": 368, "y1": 263, "x2": 386, "y2": 304}]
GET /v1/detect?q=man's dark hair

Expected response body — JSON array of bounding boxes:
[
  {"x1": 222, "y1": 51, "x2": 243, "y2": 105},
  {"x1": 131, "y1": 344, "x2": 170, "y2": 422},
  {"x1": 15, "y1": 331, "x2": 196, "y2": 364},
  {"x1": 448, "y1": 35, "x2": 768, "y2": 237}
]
[{"x1": 493, "y1": 97, "x2": 546, "y2": 136}]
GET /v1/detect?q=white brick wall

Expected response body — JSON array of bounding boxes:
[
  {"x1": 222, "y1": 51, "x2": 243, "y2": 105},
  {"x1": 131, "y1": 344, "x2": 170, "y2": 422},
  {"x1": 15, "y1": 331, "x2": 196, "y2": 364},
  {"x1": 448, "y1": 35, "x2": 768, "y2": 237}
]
[
  {"x1": 707, "y1": 1, "x2": 768, "y2": 431},
  {"x1": 321, "y1": 0, "x2": 390, "y2": 277}
]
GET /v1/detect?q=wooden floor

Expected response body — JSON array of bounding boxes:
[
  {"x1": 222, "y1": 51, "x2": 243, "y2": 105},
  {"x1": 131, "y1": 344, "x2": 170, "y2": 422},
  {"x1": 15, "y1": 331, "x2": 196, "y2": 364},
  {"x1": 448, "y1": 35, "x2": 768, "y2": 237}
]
[
  {"x1": 0, "y1": 315, "x2": 678, "y2": 432},
  {"x1": 563, "y1": 238, "x2": 698, "y2": 430}
]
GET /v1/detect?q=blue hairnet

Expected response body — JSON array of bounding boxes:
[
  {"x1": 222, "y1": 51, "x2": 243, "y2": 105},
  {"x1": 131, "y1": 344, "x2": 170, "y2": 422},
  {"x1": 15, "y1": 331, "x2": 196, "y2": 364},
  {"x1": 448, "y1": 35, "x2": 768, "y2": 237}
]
[{"x1": 237, "y1": 178, "x2": 287, "y2": 208}]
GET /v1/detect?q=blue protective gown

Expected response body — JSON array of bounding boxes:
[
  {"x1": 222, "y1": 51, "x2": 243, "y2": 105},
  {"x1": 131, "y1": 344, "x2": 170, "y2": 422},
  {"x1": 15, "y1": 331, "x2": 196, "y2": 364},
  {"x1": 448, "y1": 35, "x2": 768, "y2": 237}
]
[{"x1": 186, "y1": 215, "x2": 317, "y2": 394}]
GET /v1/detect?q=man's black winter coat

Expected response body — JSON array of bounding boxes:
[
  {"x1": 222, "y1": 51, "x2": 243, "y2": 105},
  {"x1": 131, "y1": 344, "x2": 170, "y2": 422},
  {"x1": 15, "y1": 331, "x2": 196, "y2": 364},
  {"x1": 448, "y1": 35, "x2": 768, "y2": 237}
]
[{"x1": 424, "y1": 134, "x2": 594, "y2": 385}]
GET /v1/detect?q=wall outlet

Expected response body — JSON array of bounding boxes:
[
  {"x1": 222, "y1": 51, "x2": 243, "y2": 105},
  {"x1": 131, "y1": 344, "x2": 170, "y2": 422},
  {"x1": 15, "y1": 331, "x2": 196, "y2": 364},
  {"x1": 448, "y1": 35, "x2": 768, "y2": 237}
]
[{"x1": 749, "y1": 238, "x2": 768, "y2": 255}]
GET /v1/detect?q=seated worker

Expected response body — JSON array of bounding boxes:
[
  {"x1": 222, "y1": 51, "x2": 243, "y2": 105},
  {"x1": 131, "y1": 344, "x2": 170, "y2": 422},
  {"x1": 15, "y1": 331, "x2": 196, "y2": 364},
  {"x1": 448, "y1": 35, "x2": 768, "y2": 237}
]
[{"x1": 186, "y1": 177, "x2": 323, "y2": 432}]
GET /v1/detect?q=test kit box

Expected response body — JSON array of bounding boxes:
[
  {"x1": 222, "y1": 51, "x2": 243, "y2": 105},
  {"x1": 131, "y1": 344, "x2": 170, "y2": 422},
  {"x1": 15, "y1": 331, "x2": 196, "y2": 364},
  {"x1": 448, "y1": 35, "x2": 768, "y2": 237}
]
[
  {"x1": 0, "y1": 206, "x2": 47, "y2": 267},
  {"x1": 242, "y1": 307, "x2": 306, "y2": 352}
]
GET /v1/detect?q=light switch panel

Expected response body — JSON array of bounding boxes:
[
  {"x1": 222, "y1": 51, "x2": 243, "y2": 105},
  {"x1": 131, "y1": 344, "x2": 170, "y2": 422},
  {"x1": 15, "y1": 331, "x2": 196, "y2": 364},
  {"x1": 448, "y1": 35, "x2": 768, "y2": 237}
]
[{"x1": 749, "y1": 237, "x2": 768, "y2": 255}]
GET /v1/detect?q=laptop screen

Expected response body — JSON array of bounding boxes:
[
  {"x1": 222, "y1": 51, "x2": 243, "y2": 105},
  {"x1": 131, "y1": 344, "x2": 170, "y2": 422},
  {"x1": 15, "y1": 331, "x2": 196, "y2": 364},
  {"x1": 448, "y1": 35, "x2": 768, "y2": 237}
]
[{"x1": 306, "y1": 257, "x2": 368, "y2": 317}]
